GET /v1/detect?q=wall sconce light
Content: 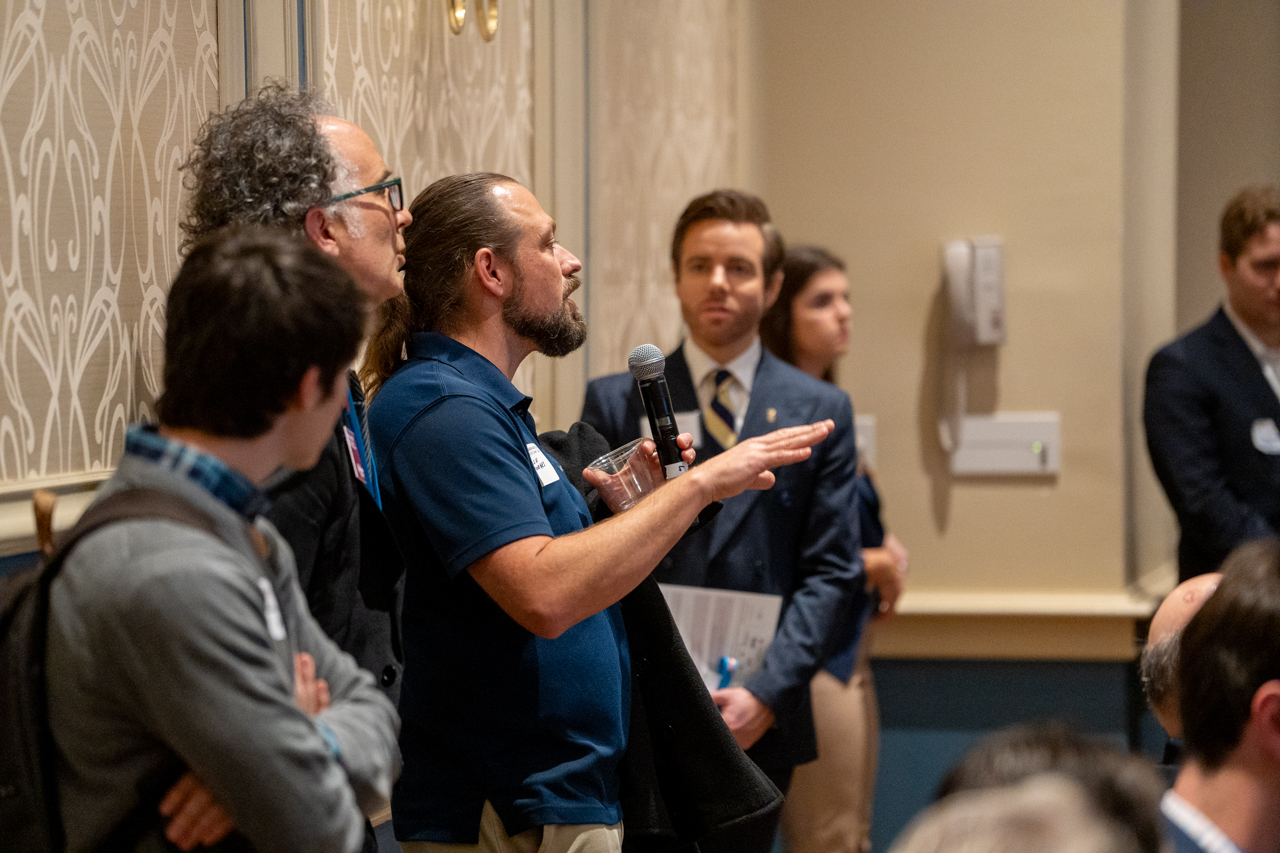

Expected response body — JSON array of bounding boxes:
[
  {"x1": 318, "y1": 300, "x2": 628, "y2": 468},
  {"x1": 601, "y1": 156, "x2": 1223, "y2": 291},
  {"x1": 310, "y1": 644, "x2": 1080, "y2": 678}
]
[
  {"x1": 447, "y1": 0, "x2": 466, "y2": 34},
  {"x1": 475, "y1": 0, "x2": 498, "y2": 41}
]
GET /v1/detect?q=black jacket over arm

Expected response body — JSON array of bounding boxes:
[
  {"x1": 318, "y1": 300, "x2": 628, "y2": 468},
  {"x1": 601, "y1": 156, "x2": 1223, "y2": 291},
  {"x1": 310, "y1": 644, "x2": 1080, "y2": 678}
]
[
  {"x1": 539, "y1": 423, "x2": 782, "y2": 852},
  {"x1": 266, "y1": 374, "x2": 405, "y2": 701}
]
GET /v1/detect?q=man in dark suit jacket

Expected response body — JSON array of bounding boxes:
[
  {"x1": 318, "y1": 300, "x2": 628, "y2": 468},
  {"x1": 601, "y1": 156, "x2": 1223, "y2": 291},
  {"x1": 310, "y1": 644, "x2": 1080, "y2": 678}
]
[
  {"x1": 1145, "y1": 185, "x2": 1280, "y2": 581},
  {"x1": 582, "y1": 190, "x2": 862, "y2": 853}
]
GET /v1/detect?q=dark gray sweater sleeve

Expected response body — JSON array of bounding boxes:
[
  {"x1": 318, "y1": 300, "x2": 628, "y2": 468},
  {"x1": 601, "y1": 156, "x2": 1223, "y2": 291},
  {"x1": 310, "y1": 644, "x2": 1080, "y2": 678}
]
[
  {"x1": 285, "y1": 561, "x2": 401, "y2": 813},
  {"x1": 97, "y1": 534, "x2": 376, "y2": 853}
]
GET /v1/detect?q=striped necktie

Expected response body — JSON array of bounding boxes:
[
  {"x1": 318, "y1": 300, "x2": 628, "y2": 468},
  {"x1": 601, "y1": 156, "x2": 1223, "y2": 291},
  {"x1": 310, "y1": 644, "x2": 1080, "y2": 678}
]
[{"x1": 704, "y1": 369, "x2": 738, "y2": 449}]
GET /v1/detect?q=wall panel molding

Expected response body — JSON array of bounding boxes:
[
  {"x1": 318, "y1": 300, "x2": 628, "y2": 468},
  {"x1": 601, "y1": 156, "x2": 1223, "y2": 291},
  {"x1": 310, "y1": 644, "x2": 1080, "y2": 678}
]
[
  {"x1": 314, "y1": 0, "x2": 539, "y2": 402},
  {"x1": 586, "y1": 0, "x2": 739, "y2": 379}
]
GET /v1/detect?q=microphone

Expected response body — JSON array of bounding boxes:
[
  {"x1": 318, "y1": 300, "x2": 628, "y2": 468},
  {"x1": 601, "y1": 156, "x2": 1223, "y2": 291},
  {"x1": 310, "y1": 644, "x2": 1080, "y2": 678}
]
[{"x1": 629, "y1": 344, "x2": 689, "y2": 480}]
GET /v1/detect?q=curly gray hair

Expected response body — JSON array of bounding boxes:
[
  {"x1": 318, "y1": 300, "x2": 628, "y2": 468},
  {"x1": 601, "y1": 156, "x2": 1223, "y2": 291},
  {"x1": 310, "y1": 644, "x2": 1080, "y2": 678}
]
[{"x1": 180, "y1": 83, "x2": 352, "y2": 252}]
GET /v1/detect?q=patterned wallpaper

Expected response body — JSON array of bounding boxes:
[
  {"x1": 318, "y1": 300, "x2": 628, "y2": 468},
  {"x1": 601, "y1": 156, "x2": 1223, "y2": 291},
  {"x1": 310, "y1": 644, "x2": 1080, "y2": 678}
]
[
  {"x1": 315, "y1": 0, "x2": 534, "y2": 389},
  {"x1": 587, "y1": 0, "x2": 739, "y2": 377},
  {"x1": 0, "y1": 1, "x2": 217, "y2": 485},
  {"x1": 0, "y1": 0, "x2": 729, "y2": 486},
  {"x1": 315, "y1": 0, "x2": 532, "y2": 207}
]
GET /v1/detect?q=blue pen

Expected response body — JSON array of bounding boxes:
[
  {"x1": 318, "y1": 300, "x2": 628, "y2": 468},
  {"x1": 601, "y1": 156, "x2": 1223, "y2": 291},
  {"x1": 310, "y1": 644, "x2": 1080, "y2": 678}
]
[{"x1": 717, "y1": 656, "x2": 738, "y2": 689}]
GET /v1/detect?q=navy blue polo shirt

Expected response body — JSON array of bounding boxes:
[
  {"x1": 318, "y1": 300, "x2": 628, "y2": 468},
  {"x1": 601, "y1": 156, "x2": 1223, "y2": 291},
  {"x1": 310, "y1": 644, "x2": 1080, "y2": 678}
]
[{"x1": 368, "y1": 333, "x2": 629, "y2": 843}]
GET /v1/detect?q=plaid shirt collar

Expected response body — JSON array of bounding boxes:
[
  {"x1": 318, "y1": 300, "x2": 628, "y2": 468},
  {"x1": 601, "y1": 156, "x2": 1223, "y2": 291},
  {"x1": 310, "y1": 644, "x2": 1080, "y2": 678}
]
[{"x1": 124, "y1": 424, "x2": 269, "y2": 520}]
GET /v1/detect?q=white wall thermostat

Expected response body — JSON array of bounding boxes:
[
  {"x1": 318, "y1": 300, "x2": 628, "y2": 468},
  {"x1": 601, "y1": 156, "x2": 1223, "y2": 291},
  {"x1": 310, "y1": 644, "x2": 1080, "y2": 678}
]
[{"x1": 938, "y1": 236, "x2": 1060, "y2": 476}]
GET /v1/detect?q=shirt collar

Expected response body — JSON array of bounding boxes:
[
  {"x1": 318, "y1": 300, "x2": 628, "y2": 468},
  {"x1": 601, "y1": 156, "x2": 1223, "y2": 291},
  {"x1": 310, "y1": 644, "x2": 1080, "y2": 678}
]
[
  {"x1": 1224, "y1": 302, "x2": 1280, "y2": 365},
  {"x1": 682, "y1": 337, "x2": 763, "y2": 394},
  {"x1": 124, "y1": 424, "x2": 268, "y2": 520},
  {"x1": 407, "y1": 332, "x2": 533, "y2": 414}
]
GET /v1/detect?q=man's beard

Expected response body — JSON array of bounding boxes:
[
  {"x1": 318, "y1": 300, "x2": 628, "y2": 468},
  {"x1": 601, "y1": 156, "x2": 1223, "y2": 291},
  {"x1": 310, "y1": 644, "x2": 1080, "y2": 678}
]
[{"x1": 503, "y1": 271, "x2": 587, "y2": 358}]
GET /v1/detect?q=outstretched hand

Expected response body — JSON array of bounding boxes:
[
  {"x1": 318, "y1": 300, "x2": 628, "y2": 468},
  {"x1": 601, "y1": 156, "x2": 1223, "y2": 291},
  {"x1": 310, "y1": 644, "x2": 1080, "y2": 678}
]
[{"x1": 694, "y1": 420, "x2": 833, "y2": 503}]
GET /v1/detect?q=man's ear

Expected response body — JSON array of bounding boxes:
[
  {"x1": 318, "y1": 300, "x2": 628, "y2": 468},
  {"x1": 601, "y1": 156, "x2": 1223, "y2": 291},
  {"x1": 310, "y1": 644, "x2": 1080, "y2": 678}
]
[
  {"x1": 762, "y1": 268, "x2": 784, "y2": 311},
  {"x1": 1249, "y1": 680, "x2": 1280, "y2": 762},
  {"x1": 287, "y1": 365, "x2": 326, "y2": 414},
  {"x1": 304, "y1": 208, "x2": 342, "y2": 259},
  {"x1": 1219, "y1": 251, "x2": 1236, "y2": 282},
  {"x1": 473, "y1": 247, "x2": 510, "y2": 299}
]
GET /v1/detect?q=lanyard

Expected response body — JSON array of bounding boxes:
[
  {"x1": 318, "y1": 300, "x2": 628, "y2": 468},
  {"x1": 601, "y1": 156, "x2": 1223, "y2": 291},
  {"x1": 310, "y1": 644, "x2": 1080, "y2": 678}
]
[{"x1": 345, "y1": 387, "x2": 382, "y2": 510}]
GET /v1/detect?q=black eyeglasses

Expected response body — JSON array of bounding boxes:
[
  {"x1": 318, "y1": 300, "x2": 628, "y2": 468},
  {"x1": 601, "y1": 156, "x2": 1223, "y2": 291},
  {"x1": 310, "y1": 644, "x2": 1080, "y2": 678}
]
[{"x1": 326, "y1": 177, "x2": 404, "y2": 211}]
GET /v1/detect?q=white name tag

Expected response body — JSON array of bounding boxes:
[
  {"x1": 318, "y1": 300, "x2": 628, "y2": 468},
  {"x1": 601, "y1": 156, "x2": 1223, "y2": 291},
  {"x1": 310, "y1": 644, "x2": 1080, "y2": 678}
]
[
  {"x1": 1253, "y1": 418, "x2": 1280, "y2": 454},
  {"x1": 638, "y1": 411, "x2": 703, "y2": 448},
  {"x1": 527, "y1": 443, "x2": 560, "y2": 486},
  {"x1": 257, "y1": 578, "x2": 288, "y2": 641}
]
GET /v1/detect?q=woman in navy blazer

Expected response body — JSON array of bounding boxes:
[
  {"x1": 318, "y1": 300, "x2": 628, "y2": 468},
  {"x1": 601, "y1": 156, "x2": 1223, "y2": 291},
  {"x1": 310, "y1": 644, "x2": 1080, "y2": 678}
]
[{"x1": 761, "y1": 246, "x2": 909, "y2": 853}]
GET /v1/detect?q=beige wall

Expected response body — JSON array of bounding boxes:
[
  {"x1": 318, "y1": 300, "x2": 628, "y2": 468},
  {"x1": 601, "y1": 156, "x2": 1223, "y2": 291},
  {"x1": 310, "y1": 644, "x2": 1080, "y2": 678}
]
[
  {"x1": 315, "y1": 0, "x2": 534, "y2": 195},
  {"x1": 1124, "y1": 0, "x2": 1180, "y2": 588},
  {"x1": 314, "y1": 0, "x2": 549, "y2": 404},
  {"x1": 585, "y1": 0, "x2": 740, "y2": 380},
  {"x1": 749, "y1": 1, "x2": 1128, "y2": 594},
  {"x1": 1176, "y1": 0, "x2": 1280, "y2": 332}
]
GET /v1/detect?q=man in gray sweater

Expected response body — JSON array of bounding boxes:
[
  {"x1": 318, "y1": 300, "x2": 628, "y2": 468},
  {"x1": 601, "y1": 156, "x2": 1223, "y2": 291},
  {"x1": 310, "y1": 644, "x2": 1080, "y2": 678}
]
[{"x1": 45, "y1": 227, "x2": 400, "y2": 853}]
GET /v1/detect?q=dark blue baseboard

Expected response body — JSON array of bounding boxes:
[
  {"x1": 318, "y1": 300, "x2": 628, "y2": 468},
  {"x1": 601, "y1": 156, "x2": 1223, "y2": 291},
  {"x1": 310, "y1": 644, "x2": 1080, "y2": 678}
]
[
  {"x1": 0, "y1": 550, "x2": 38, "y2": 577},
  {"x1": 6, "y1": 554, "x2": 1163, "y2": 852},
  {"x1": 868, "y1": 658, "x2": 1139, "y2": 851}
]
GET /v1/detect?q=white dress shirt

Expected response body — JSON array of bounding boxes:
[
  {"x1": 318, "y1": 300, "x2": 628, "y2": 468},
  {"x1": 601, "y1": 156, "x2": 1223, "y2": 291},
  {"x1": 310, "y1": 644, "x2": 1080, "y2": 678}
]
[
  {"x1": 682, "y1": 337, "x2": 762, "y2": 438},
  {"x1": 1224, "y1": 302, "x2": 1280, "y2": 405}
]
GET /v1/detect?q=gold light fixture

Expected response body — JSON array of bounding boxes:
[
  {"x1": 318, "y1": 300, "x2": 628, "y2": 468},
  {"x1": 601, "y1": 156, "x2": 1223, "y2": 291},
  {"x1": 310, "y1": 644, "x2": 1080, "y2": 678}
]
[
  {"x1": 447, "y1": 0, "x2": 466, "y2": 34},
  {"x1": 475, "y1": 0, "x2": 498, "y2": 41}
]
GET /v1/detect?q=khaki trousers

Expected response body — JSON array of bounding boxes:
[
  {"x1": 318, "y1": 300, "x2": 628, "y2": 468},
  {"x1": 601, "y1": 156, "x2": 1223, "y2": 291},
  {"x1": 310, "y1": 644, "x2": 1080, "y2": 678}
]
[
  {"x1": 402, "y1": 801, "x2": 623, "y2": 853},
  {"x1": 781, "y1": 630, "x2": 879, "y2": 853}
]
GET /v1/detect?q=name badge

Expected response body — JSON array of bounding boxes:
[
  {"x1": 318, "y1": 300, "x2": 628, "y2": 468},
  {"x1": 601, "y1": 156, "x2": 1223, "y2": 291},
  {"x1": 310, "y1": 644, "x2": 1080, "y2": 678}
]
[
  {"x1": 342, "y1": 425, "x2": 367, "y2": 485},
  {"x1": 527, "y1": 443, "x2": 560, "y2": 486},
  {"x1": 257, "y1": 578, "x2": 288, "y2": 641},
  {"x1": 638, "y1": 411, "x2": 703, "y2": 448},
  {"x1": 1253, "y1": 418, "x2": 1280, "y2": 455}
]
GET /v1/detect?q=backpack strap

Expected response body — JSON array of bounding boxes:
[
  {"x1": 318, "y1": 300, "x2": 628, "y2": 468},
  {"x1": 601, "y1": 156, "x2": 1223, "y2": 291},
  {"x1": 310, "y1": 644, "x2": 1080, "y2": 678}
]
[
  {"x1": 43, "y1": 489, "x2": 241, "y2": 853},
  {"x1": 42, "y1": 488, "x2": 221, "y2": 587}
]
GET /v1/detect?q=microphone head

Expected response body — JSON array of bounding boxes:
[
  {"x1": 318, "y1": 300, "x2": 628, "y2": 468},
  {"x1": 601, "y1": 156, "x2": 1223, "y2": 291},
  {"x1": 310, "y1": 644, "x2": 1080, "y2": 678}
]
[{"x1": 628, "y1": 344, "x2": 666, "y2": 380}]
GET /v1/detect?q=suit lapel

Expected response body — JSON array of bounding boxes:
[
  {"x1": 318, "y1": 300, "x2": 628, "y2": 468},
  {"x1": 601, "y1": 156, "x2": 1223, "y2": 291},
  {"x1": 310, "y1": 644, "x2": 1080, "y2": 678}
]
[
  {"x1": 1207, "y1": 308, "x2": 1280, "y2": 421},
  {"x1": 705, "y1": 351, "x2": 790, "y2": 560},
  {"x1": 659, "y1": 345, "x2": 715, "y2": 455},
  {"x1": 663, "y1": 346, "x2": 702, "y2": 414}
]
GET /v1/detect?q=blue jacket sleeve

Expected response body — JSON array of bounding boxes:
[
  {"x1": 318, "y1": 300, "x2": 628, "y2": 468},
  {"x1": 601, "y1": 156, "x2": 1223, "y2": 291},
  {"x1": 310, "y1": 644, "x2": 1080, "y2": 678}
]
[{"x1": 743, "y1": 392, "x2": 864, "y2": 714}]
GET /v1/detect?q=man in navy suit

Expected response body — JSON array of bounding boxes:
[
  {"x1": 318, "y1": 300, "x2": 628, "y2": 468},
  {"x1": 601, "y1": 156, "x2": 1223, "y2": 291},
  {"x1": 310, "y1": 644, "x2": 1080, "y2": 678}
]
[
  {"x1": 1145, "y1": 185, "x2": 1280, "y2": 581},
  {"x1": 582, "y1": 190, "x2": 863, "y2": 853},
  {"x1": 1160, "y1": 539, "x2": 1280, "y2": 853}
]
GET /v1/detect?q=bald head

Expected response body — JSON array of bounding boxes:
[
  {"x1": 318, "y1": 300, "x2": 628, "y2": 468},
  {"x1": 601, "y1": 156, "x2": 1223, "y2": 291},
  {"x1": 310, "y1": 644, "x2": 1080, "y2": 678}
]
[
  {"x1": 1150, "y1": 573, "x2": 1221, "y2": 647},
  {"x1": 1141, "y1": 573, "x2": 1221, "y2": 738}
]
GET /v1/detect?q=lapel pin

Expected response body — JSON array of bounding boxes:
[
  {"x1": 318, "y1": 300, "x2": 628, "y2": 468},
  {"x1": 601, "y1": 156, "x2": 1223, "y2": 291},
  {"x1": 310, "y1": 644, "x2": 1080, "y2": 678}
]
[{"x1": 766, "y1": 408, "x2": 777, "y2": 424}]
